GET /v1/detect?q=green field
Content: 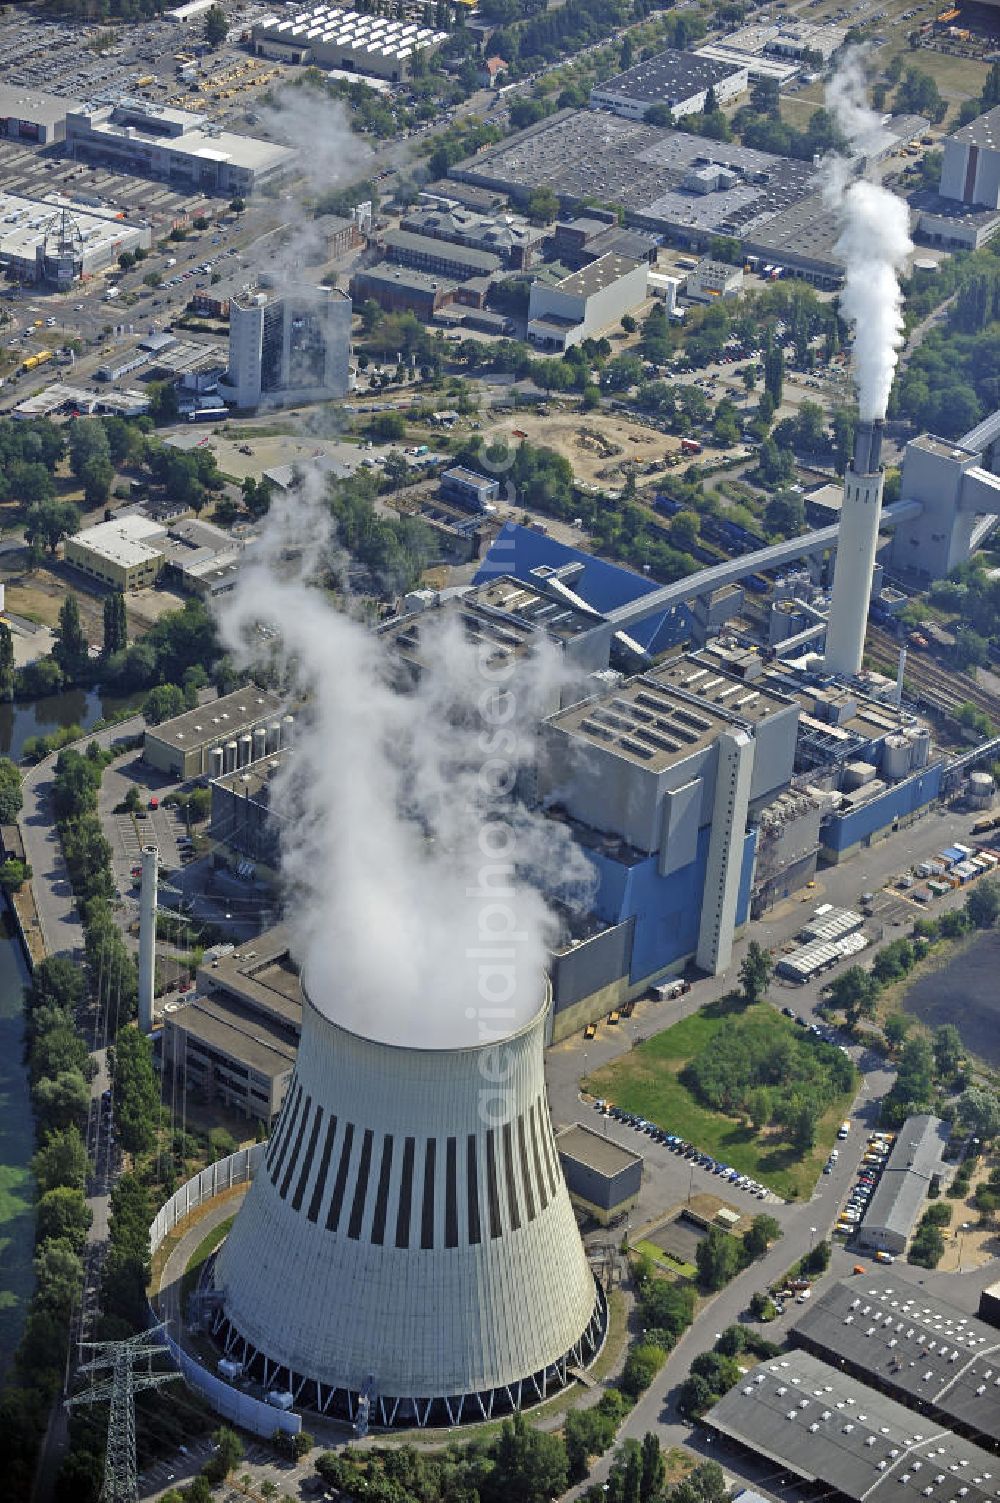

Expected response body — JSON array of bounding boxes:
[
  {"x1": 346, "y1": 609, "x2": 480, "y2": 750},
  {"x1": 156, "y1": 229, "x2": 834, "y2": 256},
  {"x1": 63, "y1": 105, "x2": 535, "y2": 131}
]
[{"x1": 584, "y1": 999, "x2": 856, "y2": 1201}]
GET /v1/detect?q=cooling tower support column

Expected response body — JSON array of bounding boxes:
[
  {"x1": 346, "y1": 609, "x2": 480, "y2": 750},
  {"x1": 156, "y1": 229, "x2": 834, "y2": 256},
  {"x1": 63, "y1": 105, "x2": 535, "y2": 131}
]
[
  {"x1": 138, "y1": 844, "x2": 158, "y2": 1035},
  {"x1": 824, "y1": 420, "x2": 886, "y2": 678}
]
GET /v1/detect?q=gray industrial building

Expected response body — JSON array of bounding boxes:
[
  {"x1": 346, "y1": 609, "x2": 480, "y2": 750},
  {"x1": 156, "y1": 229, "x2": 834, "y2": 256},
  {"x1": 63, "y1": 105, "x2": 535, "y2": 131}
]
[
  {"x1": 705, "y1": 1348, "x2": 1000, "y2": 1503},
  {"x1": 890, "y1": 433, "x2": 1000, "y2": 581},
  {"x1": 401, "y1": 205, "x2": 546, "y2": 269},
  {"x1": 527, "y1": 254, "x2": 649, "y2": 350},
  {"x1": 793, "y1": 1274, "x2": 1000, "y2": 1448},
  {"x1": 555, "y1": 1124, "x2": 643, "y2": 1225},
  {"x1": 143, "y1": 686, "x2": 286, "y2": 780},
  {"x1": 590, "y1": 48, "x2": 748, "y2": 122},
  {"x1": 383, "y1": 227, "x2": 501, "y2": 282},
  {"x1": 64, "y1": 100, "x2": 295, "y2": 196},
  {"x1": 0, "y1": 85, "x2": 81, "y2": 144},
  {"x1": 251, "y1": 4, "x2": 448, "y2": 82},
  {"x1": 210, "y1": 754, "x2": 284, "y2": 873},
  {"x1": 439, "y1": 466, "x2": 499, "y2": 512},
  {"x1": 161, "y1": 927, "x2": 300, "y2": 1124},
  {"x1": 0, "y1": 191, "x2": 150, "y2": 286},
  {"x1": 856, "y1": 1114, "x2": 949, "y2": 1255}
]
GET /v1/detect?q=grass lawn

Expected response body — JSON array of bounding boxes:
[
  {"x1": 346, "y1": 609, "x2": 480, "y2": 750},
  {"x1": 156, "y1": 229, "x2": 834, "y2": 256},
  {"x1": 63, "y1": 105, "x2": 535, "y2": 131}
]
[
  {"x1": 584, "y1": 998, "x2": 856, "y2": 1201},
  {"x1": 635, "y1": 1239, "x2": 697, "y2": 1280}
]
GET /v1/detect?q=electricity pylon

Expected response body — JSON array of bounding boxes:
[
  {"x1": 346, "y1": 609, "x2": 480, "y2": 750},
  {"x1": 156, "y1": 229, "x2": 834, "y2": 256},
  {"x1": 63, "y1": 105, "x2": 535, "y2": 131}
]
[{"x1": 66, "y1": 1328, "x2": 178, "y2": 1503}]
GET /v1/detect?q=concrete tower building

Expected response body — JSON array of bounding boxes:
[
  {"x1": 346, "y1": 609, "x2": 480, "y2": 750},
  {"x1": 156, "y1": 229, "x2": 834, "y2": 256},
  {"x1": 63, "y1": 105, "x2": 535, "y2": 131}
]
[
  {"x1": 212, "y1": 979, "x2": 606, "y2": 1426},
  {"x1": 225, "y1": 284, "x2": 351, "y2": 411},
  {"x1": 824, "y1": 420, "x2": 885, "y2": 678}
]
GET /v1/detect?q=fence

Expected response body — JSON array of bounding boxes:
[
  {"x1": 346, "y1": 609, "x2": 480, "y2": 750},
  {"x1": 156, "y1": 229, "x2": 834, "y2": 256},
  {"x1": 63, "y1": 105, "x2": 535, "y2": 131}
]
[{"x1": 149, "y1": 1145, "x2": 302, "y2": 1438}]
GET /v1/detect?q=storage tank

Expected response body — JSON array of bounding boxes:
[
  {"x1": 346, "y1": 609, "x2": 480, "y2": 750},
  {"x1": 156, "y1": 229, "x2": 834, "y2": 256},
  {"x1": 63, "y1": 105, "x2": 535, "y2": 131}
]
[
  {"x1": 906, "y1": 725, "x2": 931, "y2": 769},
  {"x1": 968, "y1": 770, "x2": 995, "y2": 810},
  {"x1": 209, "y1": 746, "x2": 224, "y2": 780},
  {"x1": 224, "y1": 740, "x2": 238, "y2": 773},
  {"x1": 266, "y1": 721, "x2": 281, "y2": 754},
  {"x1": 253, "y1": 725, "x2": 267, "y2": 762},
  {"x1": 238, "y1": 733, "x2": 253, "y2": 768},
  {"x1": 842, "y1": 760, "x2": 877, "y2": 791},
  {"x1": 881, "y1": 734, "x2": 912, "y2": 782},
  {"x1": 281, "y1": 713, "x2": 294, "y2": 744}
]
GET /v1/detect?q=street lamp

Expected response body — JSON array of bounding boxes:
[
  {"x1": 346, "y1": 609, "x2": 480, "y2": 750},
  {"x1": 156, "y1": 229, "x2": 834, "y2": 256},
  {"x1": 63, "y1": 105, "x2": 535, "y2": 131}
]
[{"x1": 809, "y1": 1225, "x2": 817, "y2": 1250}]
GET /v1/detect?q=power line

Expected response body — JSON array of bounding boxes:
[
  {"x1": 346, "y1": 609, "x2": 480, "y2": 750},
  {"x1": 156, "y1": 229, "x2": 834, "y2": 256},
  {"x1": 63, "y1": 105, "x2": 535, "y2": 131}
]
[{"x1": 66, "y1": 1329, "x2": 179, "y2": 1503}]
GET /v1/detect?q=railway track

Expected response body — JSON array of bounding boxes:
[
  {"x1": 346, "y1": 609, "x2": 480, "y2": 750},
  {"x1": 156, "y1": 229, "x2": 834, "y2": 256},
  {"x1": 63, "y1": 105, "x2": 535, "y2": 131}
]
[{"x1": 866, "y1": 625, "x2": 1000, "y2": 721}]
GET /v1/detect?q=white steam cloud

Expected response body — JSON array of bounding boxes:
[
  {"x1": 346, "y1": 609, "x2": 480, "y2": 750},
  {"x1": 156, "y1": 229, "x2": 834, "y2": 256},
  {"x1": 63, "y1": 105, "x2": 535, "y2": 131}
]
[
  {"x1": 825, "y1": 52, "x2": 913, "y2": 422},
  {"x1": 218, "y1": 479, "x2": 596, "y2": 1050}
]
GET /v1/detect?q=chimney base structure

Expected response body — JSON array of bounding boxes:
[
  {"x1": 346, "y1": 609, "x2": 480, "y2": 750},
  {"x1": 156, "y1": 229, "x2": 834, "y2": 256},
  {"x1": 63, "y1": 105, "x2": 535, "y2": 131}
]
[
  {"x1": 824, "y1": 419, "x2": 886, "y2": 678},
  {"x1": 211, "y1": 980, "x2": 606, "y2": 1427}
]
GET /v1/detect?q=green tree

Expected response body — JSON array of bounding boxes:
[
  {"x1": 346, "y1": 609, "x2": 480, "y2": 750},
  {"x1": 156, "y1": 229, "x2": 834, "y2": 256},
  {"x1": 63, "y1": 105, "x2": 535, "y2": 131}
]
[
  {"x1": 621, "y1": 1343, "x2": 666, "y2": 1399},
  {"x1": 32, "y1": 1125, "x2": 88, "y2": 1194},
  {"x1": 763, "y1": 336, "x2": 784, "y2": 405},
  {"x1": 966, "y1": 877, "x2": 1000, "y2": 929},
  {"x1": 102, "y1": 591, "x2": 128, "y2": 658},
  {"x1": 742, "y1": 1213, "x2": 781, "y2": 1261},
  {"x1": 640, "y1": 1433, "x2": 664, "y2": 1503},
  {"x1": 488, "y1": 1412, "x2": 568, "y2": 1503},
  {"x1": 204, "y1": 1427, "x2": 244, "y2": 1484},
  {"x1": 696, "y1": 1226, "x2": 740, "y2": 1291},
  {"x1": 747, "y1": 1085, "x2": 772, "y2": 1130},
  {"x1": 33, "y1": 1236, "x2": 83, "y2": 1316},
  {"x1": 0, "y1": 757, "x2": 23, "y2": 822},
  {"x1": 36, "y1": 1186, "x2": 92, "y2": 1252},
  {"x1": 34, "y1": 1069, "x2": 90, "y2": 1135},
  {"x1": 0, "y1": 621, "x2": 14, "y2": 702},
  {"x1": 958, "y1": 1086, "x2": 1000, "y2": 1140},
  {"x1": 24, "y1": 497, "x2": 79, "y2": 557},
  {"x1": 764, "y1": 487, "x2": 805, "y2": 537},
  {"x1": 827, "y1": 964, "x2": 879, "y2": 1027},
  {"x1": 53, "y1": 595, "x2": 88, "y2": 682},
  {"x1": 526, "y1": 187, "x2": 559, "y2": 224},
  {"x1": 933, "y1": 1023, "x2": 964, "y2": 1081},
  {"x1": 112, "y1": 1027, "x2": 160, "y2": 1155},
  {"x1": 739, "y1": 940, "x2": 772, "y2": 1003},
  {"x1": 143, "y1": 683, "x2": 188, "y2": 726}
]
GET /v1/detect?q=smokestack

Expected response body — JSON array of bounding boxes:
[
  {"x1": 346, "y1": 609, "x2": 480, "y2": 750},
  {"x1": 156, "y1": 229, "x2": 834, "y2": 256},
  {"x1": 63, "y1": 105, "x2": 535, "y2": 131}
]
[
  {"x1": 824, "y1": 453, "x2": 886, "y2": 678},
  {"x1": 138, "y1": 843, "x2": 158, "y2": 1035},
  {"x1": 850, "y1": 419, "x2": 884, "y2": 476}
]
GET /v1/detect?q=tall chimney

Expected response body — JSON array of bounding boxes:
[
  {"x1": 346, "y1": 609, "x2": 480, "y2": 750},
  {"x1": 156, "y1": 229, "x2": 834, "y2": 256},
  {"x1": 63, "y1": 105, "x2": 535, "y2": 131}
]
[
  {"x1": 138, "y1": 843, "x2": 158, "y2": 1035},
  {"x1": 824, "y1": 421, "x2": 887, "y2": 678}
]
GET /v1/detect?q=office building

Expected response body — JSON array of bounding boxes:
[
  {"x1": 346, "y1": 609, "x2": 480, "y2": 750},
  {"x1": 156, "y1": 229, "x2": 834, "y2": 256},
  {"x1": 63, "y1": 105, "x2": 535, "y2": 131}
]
[
  {"x1": 252, "y1": 5, "x2": 448, "y2": 82},
  {"x1": 793, "y1": 1273, "x2": 1000, "y2": 1448},
  {"x1": 350, "y1": 263, "x2": 460, "y2": 317},
  {"x1": 65, "y1": 101, "x2": 295, "y2": 196},
  {"x1": 224, "y1": 284, "x2": 351, "y2": 411},
  {"x1": 64, "y1": 515, "x2": 167, "y2": 592},
  {"x1": 161, "y1": 928, "x2": 301, "y2": 1124},
  {"x1": 142, "y1": 685, "x2": 286, "y2": 779},
  {"x1": 705, "y1": 1348, "x2": 1000, "y2": 1503},
  {"x1": 589, "y1": 49, "x2": 747, "y2": 122},
  {"x1": 212, "y1": 979, "x2": 606, "y2": 1425},
  {"x1": 527, "y1": 254, "x2": 649, "y2": 350},
  {"x1": 383, "y1": 227, "x2": 502, "y2": 281},
  {"x1": 439, "y1": 466, "x2": 499, "y2": 512}
]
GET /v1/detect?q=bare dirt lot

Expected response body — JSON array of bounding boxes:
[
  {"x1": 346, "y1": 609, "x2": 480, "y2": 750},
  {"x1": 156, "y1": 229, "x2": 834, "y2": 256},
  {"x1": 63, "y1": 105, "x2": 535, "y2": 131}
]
[
  {"x1": 481, "y1": 409, "x2": 731, "y2": 489},
  {"x1": 2, "y1": 560, "x2": 186, "y2": 639}
]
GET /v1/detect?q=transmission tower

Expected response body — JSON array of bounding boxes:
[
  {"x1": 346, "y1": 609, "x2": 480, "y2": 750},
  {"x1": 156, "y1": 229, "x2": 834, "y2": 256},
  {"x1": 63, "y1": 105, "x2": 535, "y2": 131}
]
[{"x1": 65, "y1": 1328, "x2": 179, "y2": 1503}]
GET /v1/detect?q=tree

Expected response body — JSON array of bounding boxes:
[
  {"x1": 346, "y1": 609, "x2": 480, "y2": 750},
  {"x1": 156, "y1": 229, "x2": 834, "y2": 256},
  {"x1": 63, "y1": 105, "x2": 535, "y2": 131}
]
[
  {"x1": 621, "y1": 1343, "x2": 665, "y2": 1399},
  {"x1": 747, "y1": 1084, "x2": 772, "y2": 1130},
  {"x1": 32, "y1": 1125, "x2": 88, "y2": 1193},
  {"x1": 763, "y1": 336, "x2": 784, "y2": 405},
  {"x1": 0, "y1": 757, "x2": 22, "y2": 823},
  {"x1": 696, "y1": 1226, "x2": 740, "y2": 1290},
  {"x1": 143, "y1": 683, "x2": 187, "y2": 726},
  {"x1": 742, "y1": 1213, "x2": 781, "y2": 1261},
  {"x1": 102, "y1": 591, "x2": 127, "y2": 658},
  {"x1": 112, "y1": 1027, "x2": 160, "y2": 1155},
  {"x1": 33, "y1": 1236, "x2": 83, "y2": 1315},
  {"x1": 764, "y1": 487, "x2": 805, "y2": 537},
  {"x1": 0, "y1": 621, "x2": 13, "y2": 702},
  {"x1": 621, "y1": 314, "x2": 637, "y2": 335},
  {"x1": 966, "y1": 877, "x2": 1000, "y2": 929},
  {"x1": 958, "y1": 1086, "x2": 1000, "y2": 1140},
  {"x1": 53, "y1": 594, "x2": 89, "y2": 681},
  {"x1": 639, "y1": 1433, "x2": 664, "y2": 1503},
  {"x1": 36, "y1": 1186, "x2": 92, "y2": 1252},
  {"x1": 884, "y1": 1013, "x2": 911, "y2": 1049},
  {"x1": 749, "y1": 1289, "x2": 776, "y2": 1321},
  {"x1": 827, "y1": 964, "x2": 879, "y2": 1027},
  {"x1": 525, "y1": 187, "x2": 559, "y2": 224},
  {"x1": 739, "y1": 940, "x2": 772, "y2": 1004},
  {"x1": 34, "y1": 1069, "x2": 90, "y2": 1135},
  {"x1": 204, "y1": 1428, "x2": 244, "y2": 1484},
  {"x1": 488, "y1": 1412, "x2": 568, "y2": 1503},
  {"x1": 933, "y1": 1024, "x2": 964, "y2": 1081},
  {"x1": 24, "y1": 497, "x2": 79, "y2": 557}
]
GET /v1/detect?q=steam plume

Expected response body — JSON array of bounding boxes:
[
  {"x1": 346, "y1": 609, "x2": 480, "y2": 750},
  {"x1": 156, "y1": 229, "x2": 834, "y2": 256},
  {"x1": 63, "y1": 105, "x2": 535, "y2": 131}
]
[
  {"x1": 218, "y1": 479, "x2": 595, "y2": 1050},
  {"x1": 825, "y1": 52, "x2": 913, "y2": 421}
]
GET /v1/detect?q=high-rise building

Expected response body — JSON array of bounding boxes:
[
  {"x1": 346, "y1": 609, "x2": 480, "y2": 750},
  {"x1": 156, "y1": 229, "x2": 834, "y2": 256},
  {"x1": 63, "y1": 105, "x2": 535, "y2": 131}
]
[{"x1": 225, "y1": 285, "x2": 351, "y2": 411}]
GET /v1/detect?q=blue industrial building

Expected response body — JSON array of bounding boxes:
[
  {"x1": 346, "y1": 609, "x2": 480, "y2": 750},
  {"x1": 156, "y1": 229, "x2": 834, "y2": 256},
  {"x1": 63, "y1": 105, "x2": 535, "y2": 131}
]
[{"x1": 820, "y1": 763, "x2": 944, "y2": 861}]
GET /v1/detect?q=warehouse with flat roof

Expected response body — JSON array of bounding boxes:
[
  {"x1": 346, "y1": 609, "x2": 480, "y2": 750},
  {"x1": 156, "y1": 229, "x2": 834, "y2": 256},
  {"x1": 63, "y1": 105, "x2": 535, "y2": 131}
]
[
  {"x1": 142, "y1": 685, "x2": 286, "y2": 779},
  {"x1": 64, "y1": 515, "x2": 166, "y2": 592},
  {"x1": 252, "y1": 5, "x2": 448, "y2": 82},
  {"x1": 705, "y1": 1349, "x2": 1000, "y2": 1503},
  {"x1": 793, "y1": 1273, "x2": 1000, "y2": 1448},
  {"x1": 0, "y1": 85, "x2": 82, "y2": 144},
  {"x1": 590, "y1": 48, "x2": 748, "y2": 122},
  {"x1": 856, "y1": 1114, "x2": 949, "y2": 1255}
]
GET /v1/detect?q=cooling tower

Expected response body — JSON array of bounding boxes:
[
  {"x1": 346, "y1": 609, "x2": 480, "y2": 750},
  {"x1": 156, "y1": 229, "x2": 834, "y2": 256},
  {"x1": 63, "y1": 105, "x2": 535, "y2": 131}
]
[
  {"x1": 824, "y1": 419, "x2": 886, "y2": 678},
  {"x1": 212, "y1": 979, "x2": 606, "y2": 1427}
]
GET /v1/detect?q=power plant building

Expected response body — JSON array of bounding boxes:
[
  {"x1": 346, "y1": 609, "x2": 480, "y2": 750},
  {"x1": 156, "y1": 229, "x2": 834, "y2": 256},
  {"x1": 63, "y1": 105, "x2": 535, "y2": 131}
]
[
  {"x1": 224, "y1": 285, "x2": 352, "y2": 411},
  {"x1": 212, "y1": 982, "x2": 606, "y2": 1425},
  {"x1": 555, "y1": 1123, "x2": 643, "y2": 1225},
  {"x1": 142, "y1": 685, "x2": 286, "y2": 779},
  {"x1": 889, "y1": 432, "x2": 1000, "y2": 581}
]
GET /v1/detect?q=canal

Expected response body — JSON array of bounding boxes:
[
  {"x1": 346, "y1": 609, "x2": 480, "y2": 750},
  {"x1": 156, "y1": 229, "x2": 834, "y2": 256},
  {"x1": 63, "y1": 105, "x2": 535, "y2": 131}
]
[{"x1": 0, "y1": 685, "x2": 133, "y2": 763}]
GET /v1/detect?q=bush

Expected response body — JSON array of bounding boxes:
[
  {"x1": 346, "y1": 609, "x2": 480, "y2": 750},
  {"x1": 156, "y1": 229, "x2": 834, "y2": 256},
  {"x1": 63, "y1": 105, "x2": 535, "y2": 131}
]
[
  {"x1": 621, "y1": 1342, "x2": 667, "y2": 1399},
  {"x1": 921, "y1": 1201, "x2": 952, "y2": 1227}
]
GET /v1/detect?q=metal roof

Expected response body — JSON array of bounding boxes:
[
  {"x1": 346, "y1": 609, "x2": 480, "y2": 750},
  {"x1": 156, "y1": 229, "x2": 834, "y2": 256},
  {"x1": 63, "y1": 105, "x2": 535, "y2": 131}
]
[
  {"x1": 860, "y1": 1116, "x2": 949, "y2": 1242},
  {"x1": 794, "y1": 1275, "x2": 1000, "y2": 1447},
  {"x1": 706, "y1": 1348, "x2": 1000, "y2": 1503}
]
